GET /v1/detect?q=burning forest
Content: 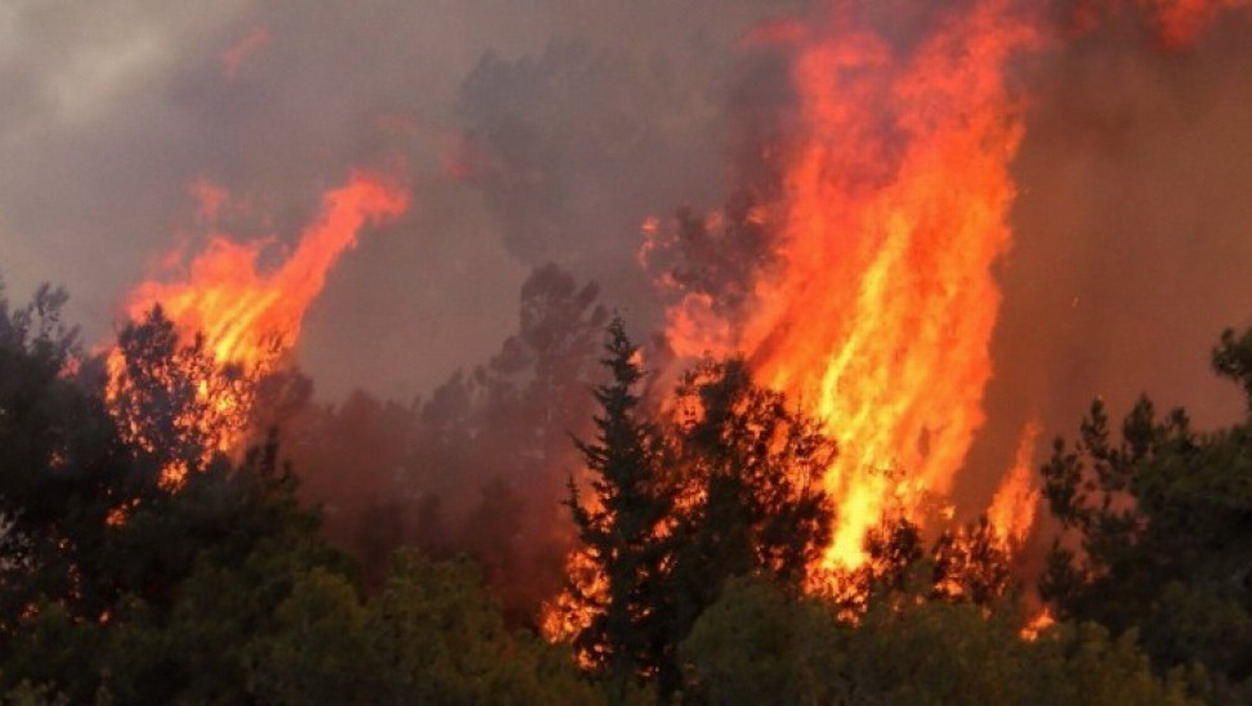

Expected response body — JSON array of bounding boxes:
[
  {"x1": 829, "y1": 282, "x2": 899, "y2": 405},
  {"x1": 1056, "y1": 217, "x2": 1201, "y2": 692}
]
[{"x1": 2, "y1": 0, "x2": 1252, "y2": 703}]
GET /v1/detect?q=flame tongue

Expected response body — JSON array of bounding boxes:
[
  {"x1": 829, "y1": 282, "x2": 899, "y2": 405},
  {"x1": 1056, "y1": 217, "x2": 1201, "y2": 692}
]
[
  {"x1": 664, "y1": 0, "x2": 1038, "y2": 569},
  {"x1": 987, "y1": 420, "x2": 1042, "y2": 548},
  {"x1": 656, "y1": 0, "x2": 1246, "y2": 573},
  {"x1": 756, "y1": 0, "x2": 1036, "y2": 569},
  {"x1": 107, "y1": 170, "x2": 409, "y2": 485},
  {"x1": 125, "y1": 171, "x2": 409, "y2": 369}
]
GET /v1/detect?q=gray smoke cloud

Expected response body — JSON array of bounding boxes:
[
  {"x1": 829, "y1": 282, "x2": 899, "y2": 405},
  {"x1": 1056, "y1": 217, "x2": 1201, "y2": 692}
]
[{"x1": 0, "y1": 0, "x2": 798, "y2": 400}]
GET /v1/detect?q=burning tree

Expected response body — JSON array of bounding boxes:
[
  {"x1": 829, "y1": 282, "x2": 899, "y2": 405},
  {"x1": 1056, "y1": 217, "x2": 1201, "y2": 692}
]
[
  {"x1": 109, "y1": 305, "x2": 260, "y2": 489},
  {"x1": 557, "y1": 321, "x2": 836, "y2": 702},
  {"x1": 564, "y1": 317, "x2": 671, "y2": 705},
  {"x1": 103, "y1": 170, "x2": 409, "y2": 492}
]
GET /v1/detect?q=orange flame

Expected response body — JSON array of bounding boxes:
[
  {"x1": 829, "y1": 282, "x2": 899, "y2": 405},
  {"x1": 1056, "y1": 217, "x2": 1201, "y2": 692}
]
[
  {"x1": 107, "y1": 170, "x2": 409, "y2": 486},
  {"x1": 662, "y1": 0, "x2": 1038, "y2": 570},
  {"x1": 1020, "y1": 606, "x2": 1055, "y2": 641},
  {"x1": 987, "y1": 421, "x2": 1041, "y2": 548},
  {"x1": 122, "y1": 171, "x2": 408, "y2": 369},
  {"x1": 540, "y1": 547, "x2": 606, "y2": 658}
]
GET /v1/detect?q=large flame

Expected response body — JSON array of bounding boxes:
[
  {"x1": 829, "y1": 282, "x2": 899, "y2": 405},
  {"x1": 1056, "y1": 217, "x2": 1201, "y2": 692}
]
[
  {"x1": 106, "y1": 170, "x2": 409, "y2": 486},
  {"x1": 650, "y1": 0, "x2": 1250, "y2": 578},
  {"x1": 664, "y1": 0, "x2": 1038, "y2": 569}
]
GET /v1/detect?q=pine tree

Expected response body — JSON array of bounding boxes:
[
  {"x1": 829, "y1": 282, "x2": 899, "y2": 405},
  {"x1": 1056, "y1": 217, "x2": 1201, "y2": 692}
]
[{"x1": 565, "y1": 317, "x2": 670, "y2": 705}]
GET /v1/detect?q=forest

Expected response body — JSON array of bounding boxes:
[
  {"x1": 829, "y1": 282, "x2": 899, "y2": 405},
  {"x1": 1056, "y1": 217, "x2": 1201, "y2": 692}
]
[
  {"x1": 4, "y1": 0, "x2": 1252, "y2": 703},
  {"x1": 2, "y1": 274, "x2": 1251, "y2": 705}
]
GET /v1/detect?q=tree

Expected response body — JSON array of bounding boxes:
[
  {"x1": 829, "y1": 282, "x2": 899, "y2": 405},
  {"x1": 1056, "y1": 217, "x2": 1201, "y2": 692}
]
[
  {"x1": 558, "y1": 343, "x2": 837, "y2": 702},
  {"x1": 682, "y1": 575, "x2": 1195, "y2": 706},
  {"x1": 669, "y1": 360, "x2": 835, "y2": 591},
  {"x1": 0, "y1": 286, "x2": 348, "y2": 702},
  {"x1": 653, "y1": 359, "x2": 835, "y2": 699},
  {"x1": 281, "y1": 263, "x2": 609, "y2": 622},
  {"x1": 679, "y1": 576, "x2": 844, "y2": 706},
  {"x1": 463, "y1": 476, "x2": 527, "y2": 598},
  {"x1": 0, "y1": 282, "x2": 602, "y2": 703},
  {"x1": 1039, "y1": 325, "x2": 1252, "y2": 702},
  {"x1": 362, "y1": 550, "x2": 602, "y2": 706},
  {"x1": 245, "y1": 567, "x2": 370, "y2": 704},
  {"x1": 565, "y1": 317, "x2": 672, "y2": 705},
  {"x1": 110, "y1": 305, "x2": 254, "y2": 488},
  {"x1": 0, "y1": 283, "x2": 151, "y2": 635},
  {"x1": 1213, "y1": 327, "x2": 1252, "y2": 412}
]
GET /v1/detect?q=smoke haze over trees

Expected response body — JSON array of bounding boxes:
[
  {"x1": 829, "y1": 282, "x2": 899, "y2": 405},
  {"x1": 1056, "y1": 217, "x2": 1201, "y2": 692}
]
[{"x1": 4, "y1": 0, "x2": 1252, "y2": 702}]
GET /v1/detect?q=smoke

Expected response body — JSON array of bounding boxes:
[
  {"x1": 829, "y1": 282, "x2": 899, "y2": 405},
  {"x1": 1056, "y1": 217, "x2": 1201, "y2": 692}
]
[
  {"x1": 5, "y1": 0, "x2": 1252, "y2": 606},
  {"x1": 0, "y1": 0, "x2": 800, "y2": 401},
  {"x1": 261, "y1": 262, "x2": 609, "y2": 618},
  {"x1": 959, "y1": 9, "x2": 1252, "y2": 509}
]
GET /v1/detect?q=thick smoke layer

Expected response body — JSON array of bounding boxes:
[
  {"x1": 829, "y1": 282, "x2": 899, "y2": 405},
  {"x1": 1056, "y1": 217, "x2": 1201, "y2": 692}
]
[{"x1": 0, "y1": 0, "x2": 799, "y2": 400}]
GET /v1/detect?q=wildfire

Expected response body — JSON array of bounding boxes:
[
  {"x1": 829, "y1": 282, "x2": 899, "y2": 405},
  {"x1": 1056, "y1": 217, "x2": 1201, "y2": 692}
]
[
  {"x1": 541, "y1": 547, "x2": 606, "y2": 660},
  {"x1": 1020, "y1": 606, "x2": 1056, "y2": 641},
  {"x1": 987, "y1": 421, "x2": 1041, "y2": 548},
  {"x1": 106, "y1": 170, "x2": 409, "y2": 487},
  {"x1": 660, "y1": 0, "x2": 1038, "y2": 570}
]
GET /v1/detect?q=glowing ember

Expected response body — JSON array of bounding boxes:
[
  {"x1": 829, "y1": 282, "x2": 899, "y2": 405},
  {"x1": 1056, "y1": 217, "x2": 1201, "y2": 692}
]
[{"x1": 107, "y1": 170, "x2": 409, "y2": 487}]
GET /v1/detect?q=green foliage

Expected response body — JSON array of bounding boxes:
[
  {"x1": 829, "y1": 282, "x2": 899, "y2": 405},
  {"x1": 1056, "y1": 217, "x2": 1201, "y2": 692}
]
[
  {"x1": 565, "y1": 324, "x2": 835, "y2": 703},
  {"x1": 682, "y1": 576, "x2": 1193, "y2": 706},
  {"x1": 1040, "y1": 326, "x2": 1252, "y2": 702},
  {"x1": 680, "y1": 576, "x2": 844, "y2": 706},
  {"x1": 364, "y1": 550, "x2": 600, "y2": 705},
  {"x1": 0, "y1": 284, "x2": 599, "y2": 705},
  {"x1": 8, "y1": 281, "x2": 1252, "y2": 705},
  {"x1": 566, "y1": 317, "x2": 672, "y2": 704}
]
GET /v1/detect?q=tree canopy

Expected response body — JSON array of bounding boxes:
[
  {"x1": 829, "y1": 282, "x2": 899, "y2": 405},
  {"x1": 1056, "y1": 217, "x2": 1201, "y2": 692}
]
[
  {"x1": 1, "y1": 279, "x2": 1245, "y2": 705},
  {"x1": 1038, "y1": 326, "x2": 1252, "y2": 703}
]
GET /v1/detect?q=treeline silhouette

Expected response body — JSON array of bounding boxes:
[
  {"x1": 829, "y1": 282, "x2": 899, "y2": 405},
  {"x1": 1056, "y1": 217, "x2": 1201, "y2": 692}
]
[
  {"x1": 2, "y1": 275, "x2": 1251, "y2": 703},
  {"x1": 247, "y1": 262, "x2": 608, "y2": 622}
]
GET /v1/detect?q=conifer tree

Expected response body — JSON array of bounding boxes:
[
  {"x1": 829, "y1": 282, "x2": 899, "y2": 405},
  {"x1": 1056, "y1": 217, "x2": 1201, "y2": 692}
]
[{"x1": 565, "y1": 317, "x2": 671, "y2": 705}]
